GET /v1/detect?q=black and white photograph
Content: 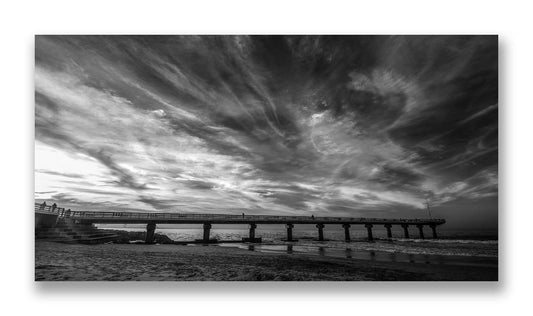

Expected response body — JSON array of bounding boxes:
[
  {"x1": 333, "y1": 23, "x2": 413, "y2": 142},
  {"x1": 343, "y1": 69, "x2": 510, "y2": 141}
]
[
  {"x1": 34, "y1": 35, "x2": 498, "y2": 281},
  {"x1": 7, "y1": 1, "x2": 533, "y2": 315}
]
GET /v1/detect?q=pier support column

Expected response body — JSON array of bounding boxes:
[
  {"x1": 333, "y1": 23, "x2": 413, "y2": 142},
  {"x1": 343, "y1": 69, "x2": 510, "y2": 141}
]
[
  {"x1": 342, "y1": 223, "x2": 351, "y2": 242},
  {"x1": 203, "y1": 223, "x2": 212, "y2": 242},
  {"x1": 316, "y1": 223, "x2": 325, "y2": 241},
  {"x1": 365, "y1": 224, "x2": 374, "y2": 241},
  {"x1": 401, "y1": 224, "x2": 410, "y2": 238},
  {"x1": 145, "y1": 222, "x2": 156, "y2": 244},
  {"x1": 286, "y1": 223, "x2": 294, "y2": 241},
  {"x1": 429, "y1": 224, "x2": 438, "y2": 239},
  {"x1": 416, "y1": 224, "x2": 425, "y2": 239},
  {"x1": 384, "y1": 224, "x2": 393, "y2": 239},
  {"x1": 249, "y1": 223, "x2": 257, "y2": 239}
]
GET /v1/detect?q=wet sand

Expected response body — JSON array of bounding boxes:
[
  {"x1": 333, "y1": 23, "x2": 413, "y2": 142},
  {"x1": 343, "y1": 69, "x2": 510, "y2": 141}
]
[{"x1": 35, "y1": 241, "x2": 497, "y2": 281}]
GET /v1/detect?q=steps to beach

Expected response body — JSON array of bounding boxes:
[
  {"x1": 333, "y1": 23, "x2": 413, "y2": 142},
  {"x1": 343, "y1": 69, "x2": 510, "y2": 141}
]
[{"x1": 35, "y1": 219, "x2": 119, "y2": 244}]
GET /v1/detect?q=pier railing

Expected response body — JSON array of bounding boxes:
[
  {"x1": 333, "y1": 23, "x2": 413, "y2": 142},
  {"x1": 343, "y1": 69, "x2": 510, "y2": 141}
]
[{"x1": 35, "y1": 203, "x2": 66, "y2": 215}]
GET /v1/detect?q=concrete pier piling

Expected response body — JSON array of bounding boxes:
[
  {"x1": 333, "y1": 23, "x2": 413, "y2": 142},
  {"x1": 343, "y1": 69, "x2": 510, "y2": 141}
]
[
  {"x1": 401, "y1": 224, "x2": 410, "y2": 238},
  {"x1": 429, "y1": 224, "x2": 438, "y2": 239},
  {"x1": 316, "y1": 223, "x2": 325, "y2": 241},
  {"x1": 242, "y1": 223, "x2": 262, "y2": 242},
  {"x1": 249, "y1": 223, "x2": 257, "y2": 239},
  {"x1": 384, "y1": 224, "x2": 393, "y2": 239},
  {"x1": 202, "y1": 223, "x2": 212, "y2": 242},
  {"x1": 342, "y1": 223, "x2": 351, "y2": 241},
  {"x1": 286, "y1": 223, "x2": 294, "y2": 241},
  {"x1": 145, "y1": 222, "x2": 156, "y2": 244},
  {"x1": 416, "y1": 224, "x2": 425, "y2": 239},
  {"x1": 365, "y1": 223, "x2": 374, "y2": 241}
]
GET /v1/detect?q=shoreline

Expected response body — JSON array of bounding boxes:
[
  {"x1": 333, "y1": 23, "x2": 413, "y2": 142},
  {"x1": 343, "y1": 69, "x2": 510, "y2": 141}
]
[
  {"x1": 103, "y1": 228, "x2": 499, "y2": 244},
  {"x1": 102, "y1": 229, "x2": 498, "y2": 260},
  {"x1": 35, "y1": 241, "x2": 498, "y2": 281}
]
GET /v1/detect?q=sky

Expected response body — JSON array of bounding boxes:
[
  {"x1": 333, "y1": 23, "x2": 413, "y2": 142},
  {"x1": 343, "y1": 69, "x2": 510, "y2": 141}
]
[{"x1": 35, "y1": 36, "x2": 498, "y2": 230}]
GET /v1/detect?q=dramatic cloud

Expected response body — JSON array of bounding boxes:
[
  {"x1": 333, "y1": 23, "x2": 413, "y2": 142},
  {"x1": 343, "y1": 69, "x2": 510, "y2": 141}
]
[{"x1": 35, "y1": 35, "x2": 498, "y2": 228}]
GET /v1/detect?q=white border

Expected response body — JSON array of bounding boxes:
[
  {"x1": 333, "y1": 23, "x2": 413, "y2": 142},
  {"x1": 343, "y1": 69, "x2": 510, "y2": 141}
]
[{"x1": 1, "y1": 0, "x2": 530, "y2": 315}]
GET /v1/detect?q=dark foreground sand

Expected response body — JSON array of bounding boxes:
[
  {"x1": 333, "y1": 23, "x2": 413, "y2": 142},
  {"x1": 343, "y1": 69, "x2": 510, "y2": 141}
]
[{"x1": 35, "y1": 241, "x2": 497, "y2": 281}]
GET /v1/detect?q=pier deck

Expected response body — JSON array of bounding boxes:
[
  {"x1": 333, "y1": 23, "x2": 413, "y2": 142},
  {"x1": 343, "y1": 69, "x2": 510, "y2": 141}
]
[{"x1": 35, "y1": 203, "x2": 445, "y2": 243}]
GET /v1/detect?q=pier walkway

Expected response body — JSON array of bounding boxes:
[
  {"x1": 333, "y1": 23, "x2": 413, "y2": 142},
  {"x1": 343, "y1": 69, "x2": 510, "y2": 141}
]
[{"x1": 35, "y1": 203, "x2": 446, "y2": 244}]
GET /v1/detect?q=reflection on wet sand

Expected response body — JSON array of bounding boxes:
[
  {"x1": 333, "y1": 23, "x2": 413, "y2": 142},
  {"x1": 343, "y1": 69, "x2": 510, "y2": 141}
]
[
  {"x1": 287, "y1": 245, "x2": 293, "y2": 254},
  {"x1": 220, "y1": 242, "x2": 498, "y2": 269},
  {"x1": 345, "y1": 248, "x2": 352, "y2": 258}
]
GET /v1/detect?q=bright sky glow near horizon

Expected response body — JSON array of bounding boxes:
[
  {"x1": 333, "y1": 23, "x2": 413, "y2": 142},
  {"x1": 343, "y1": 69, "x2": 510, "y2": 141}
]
[{"x1": 35, "y1": 36, "x2": 498, "y2": 230}]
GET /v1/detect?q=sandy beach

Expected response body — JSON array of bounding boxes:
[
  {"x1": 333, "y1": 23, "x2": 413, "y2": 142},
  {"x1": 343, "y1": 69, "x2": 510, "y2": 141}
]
[{"x1": 35, "y1": 241, "x2": 497, "y2": 281}]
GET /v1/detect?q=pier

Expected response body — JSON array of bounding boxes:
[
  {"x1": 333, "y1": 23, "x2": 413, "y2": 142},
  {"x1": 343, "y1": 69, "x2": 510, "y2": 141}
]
[{"x1": 35, "y1": 203, "x2": 446, "y2": 244}]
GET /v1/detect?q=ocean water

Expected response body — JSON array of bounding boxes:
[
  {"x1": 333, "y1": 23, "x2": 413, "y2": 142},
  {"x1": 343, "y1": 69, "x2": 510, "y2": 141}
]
[{"x1": 102, "y1": 225, "x2": 498, "y2": 267}]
